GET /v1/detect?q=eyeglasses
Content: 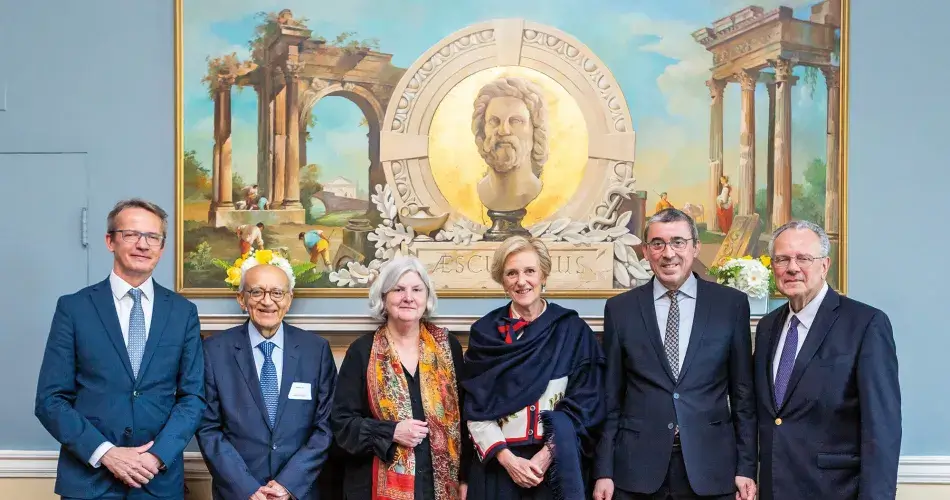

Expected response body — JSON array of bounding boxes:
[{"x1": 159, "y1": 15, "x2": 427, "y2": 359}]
[
  {"x1": 646, "y1": 238, "x2": 695, "y2": 252},
  {"x1": 772, "y1": 255, "x2": 825, "y2": 269},
  {"x1": 110, "y1": 229, "x2": 165, "y2": 247},
  {"x1": 245, "y1": 288, "x2": 288, "y2": 301}
]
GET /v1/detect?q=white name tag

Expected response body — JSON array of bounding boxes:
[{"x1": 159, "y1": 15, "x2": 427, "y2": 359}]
[{"x1": 288, "y1": 382, "x2": 312, "y2": 400}]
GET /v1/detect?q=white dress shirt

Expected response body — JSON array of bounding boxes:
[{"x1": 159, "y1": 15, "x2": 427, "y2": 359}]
[
  {"x1": 772, "y1": 282, "x2": 829, "y2": 380},
  {"x1": 249, "y1": 321, "x2": 285, "y2": 392},
  {"x1": 89, "y1": 272, "x2": 156, "y2": 467},
  {"x1": 653, "y1": 274, "x2": 698, "y2": 374}
]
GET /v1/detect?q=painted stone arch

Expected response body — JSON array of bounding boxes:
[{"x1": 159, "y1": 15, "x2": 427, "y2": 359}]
[{"x1": 379, "y1": 18, "x2": 636, "y2": 228}]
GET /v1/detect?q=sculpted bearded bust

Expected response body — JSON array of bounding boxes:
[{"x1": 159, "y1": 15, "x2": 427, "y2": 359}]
[{"x1": 472, "y1": 77, "x2": 549, "y2": 213}]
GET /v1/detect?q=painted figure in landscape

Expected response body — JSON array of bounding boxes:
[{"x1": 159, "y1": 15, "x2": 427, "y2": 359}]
[{"x1": 178, "y1": 0, "x2": 846, "y2": 295}]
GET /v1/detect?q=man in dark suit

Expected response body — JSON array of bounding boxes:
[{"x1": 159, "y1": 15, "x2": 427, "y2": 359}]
[
  {"x1": 35, "y1": 198, "x2": 206, "y2": 499},
  {"x1": 197, "y1": 263, "x2": 337, "y2": 500},
  {"x1": 594, "y1": 208, "x2": 757, "y2": 500},
  {"x1": 755, "y1": 220, "x2": 900, "y2": 499}
]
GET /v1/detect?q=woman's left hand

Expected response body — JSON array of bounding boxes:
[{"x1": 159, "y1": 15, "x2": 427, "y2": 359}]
[
  {"x1": 459, "y1": 482, "x2": 468, "y2": 500},
  {"x1": 530, "y1": 446, "x2": 552, "y2": 475}
]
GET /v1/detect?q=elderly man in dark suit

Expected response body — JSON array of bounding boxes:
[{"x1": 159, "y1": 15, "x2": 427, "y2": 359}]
[
  {"x1": 593, "y1": 208, "x2": 757, "y2": 500},
  {"x1": 754, "y1": 220, "x2": 901, "y2": 499},
  {"x1": 197, "y1": 262, "x2": 337, "y2": 500}
]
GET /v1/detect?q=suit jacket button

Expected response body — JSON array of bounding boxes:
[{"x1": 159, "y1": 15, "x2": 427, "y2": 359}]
[
  {"x1": 673, "y1": 393, "x2": 679, "y2": 399},
  {"x1": 272, "y1": 444, "x2": 277, "y2": 450},
  {"x1": 132, "y1": 391, "x2": 139, "y2": 397},
  {"x1": 775, "y1": 418, "x2": 782, "y2": 425},
  {"x1": 124, "y1": 427, "x2": 132, "y2": 436},
  {"x1": 668, "y1": 423, "x2": 674, "y2": 430}
]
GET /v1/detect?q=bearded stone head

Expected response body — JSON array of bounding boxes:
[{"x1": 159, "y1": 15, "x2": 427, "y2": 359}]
[{"x1": 472, "y1": 77, "x2": 549, "y2": 178}]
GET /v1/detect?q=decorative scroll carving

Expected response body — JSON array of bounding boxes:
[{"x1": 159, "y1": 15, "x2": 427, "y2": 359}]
[
  {"x1": 706, "y1": 78, "x2": 726, "y2": 101},
  {"x1": 390, "y1": 30, "x2": 496, "y2": 133},
  {"x1": 712, "y1": 28, "x2": 780, "y2": 65},
  {"x1": 522, "y1": 29, "x2": 627, "y2": 133},
  {"x1": 821, "y1": 66, "x2": 840, "y2": 89},
  {"x1": 771, "y1": 58, "x2": 794, "y2": 81},
  {"x1": 389, "y1": 160, "x2": 422, "y2": 208},
  {"x1": 736, "y1": 69, "x2": 759, "y2": 91}
]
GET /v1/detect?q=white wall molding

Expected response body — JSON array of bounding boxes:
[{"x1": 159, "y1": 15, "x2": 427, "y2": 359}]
[
  {"x1": 0, "y1": 451, "x2": 946, "y2": 483},
  {"x1": 0, "y1": 450, "x2": 210, "y2": 480}
]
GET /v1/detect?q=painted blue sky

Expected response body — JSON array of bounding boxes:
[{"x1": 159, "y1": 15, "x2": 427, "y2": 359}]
[{"x1": 183, "y1": 0, "x2": 833, "y2": 206}]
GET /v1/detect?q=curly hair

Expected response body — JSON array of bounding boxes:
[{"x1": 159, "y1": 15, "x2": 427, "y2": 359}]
[{"x1": 472, "y1": 77, "x2": 549, "y2": 177}]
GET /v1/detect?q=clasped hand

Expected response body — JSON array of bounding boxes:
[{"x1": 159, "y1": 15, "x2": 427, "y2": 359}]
[
  {"x1": 100, "y1": 441, "x2": 161, "y2": 489},
  {"x1": 250, "y1": 480, "x2": 291, "y2": 500},
  {"x1": 498, "y1": 447, "x2": 550, "y2": 489},
  {"x1": 394, "y1": 419, "x2": 428, "y2": 448}
]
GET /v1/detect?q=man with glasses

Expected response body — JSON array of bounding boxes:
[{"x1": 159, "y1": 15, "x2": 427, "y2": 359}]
[
  {"x1": 594, "y1": 208, "x2": 757, "y2": 500},
  {"x1": 35, "y1": 198, "x2": 206, "y2": 499},
  {"x1": 754, "y1": 221, "x2": 900, "y2": 500},
  {"x1": 197, "y1": 263, "x2": 337, "y2": 500}
]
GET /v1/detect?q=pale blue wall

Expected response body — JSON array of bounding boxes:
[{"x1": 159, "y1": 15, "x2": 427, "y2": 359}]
[{"x1": 0, "y1": 0, "x2": 946, "y2": 455}]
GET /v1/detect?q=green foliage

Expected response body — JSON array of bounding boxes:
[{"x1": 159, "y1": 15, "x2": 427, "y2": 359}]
[
  {"x1": 184, "y1": 241, "x2": 215, "y2": 271},
  {"x1": 299, "y1": 164, "x2": 324, "y2": 224},
  {"x1": 293, "y1": 262, "x2": 323, "y2": 285},
  {"x1": 183, "y1": 149, "x2": 212, "y2": 200},
  {"x1": 232, "y1": 172, "x2": 247, "y2": 205},
  {"x1": 754, "y1": 157, "x2": 827, "y2": 230},
  {"x1": 211, "y1": 258, "x2": 231, "y2": 271},
  {"x1": 315, "y1": 210, "x2": 365, "y2": 227}
]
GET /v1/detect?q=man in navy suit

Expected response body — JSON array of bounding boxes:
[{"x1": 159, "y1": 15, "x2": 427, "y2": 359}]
[
  {"x1": 755, "y1": 220, "x2": 901, "y2": 499},
  {"x1": 197, "y1": 262, "x2": 337, "y2": 500},
  {"x1": 594, "y1": 208, "x2": 757, "y2": 500},
  {"x1": 35, "y1": 198, "x2": 206, "y2": 499}
]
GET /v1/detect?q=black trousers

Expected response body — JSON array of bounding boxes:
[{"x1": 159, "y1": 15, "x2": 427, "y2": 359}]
[{"x1": 614, "y1": 445, "x2": 733, "y2": 500}]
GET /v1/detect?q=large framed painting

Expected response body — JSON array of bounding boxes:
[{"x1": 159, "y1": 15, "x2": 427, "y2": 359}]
[{"x1": 175, "y1": 0, "x2": 849, "y2": 297}]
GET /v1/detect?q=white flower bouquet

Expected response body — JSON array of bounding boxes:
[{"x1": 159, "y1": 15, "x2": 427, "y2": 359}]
[{"x1": 709, "y1": 255, "x2": 775, "y2": 299}]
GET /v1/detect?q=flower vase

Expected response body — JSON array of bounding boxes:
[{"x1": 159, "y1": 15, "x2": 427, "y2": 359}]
[{"x1": 747, "y1": 294, "x2": 769, "y2": 316}]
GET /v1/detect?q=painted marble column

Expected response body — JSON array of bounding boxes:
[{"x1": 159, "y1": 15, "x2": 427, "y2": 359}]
[
  {"x1": 736, "y1": 69, "x2": 758, "y2": 216},
  {"x1": 766, "y1": 81, "x2": 776, "y2": 231},
  {"x1": 707, "y1": 78, "x2": 726, "y2": 231},
  {"x1": 822, "y1": 66, "x2": 841, "y2": 236},
  {"x1": 272, "y1": 68, "x2": 286, "y2": 207},
  {"x1": 283, "y1": 59, "x2": 303, "y2": 209},
  {"x1": 210, "y1": 89, "x2": 221, "y2": 215},
  {"x1": 216, "y1": 75, "x2": 235, "y2": 209},
  {"x1": 771, "y1": 59, "x2": 794, "y2": 228}
]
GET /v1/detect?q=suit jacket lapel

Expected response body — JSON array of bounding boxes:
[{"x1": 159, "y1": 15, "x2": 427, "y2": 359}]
[
  {"x1": 90, "y1": 279, "x2": 134, "y2": 381},
  {"x1": 677, "y1": 276, "x2": 709, "y2": 381},
  {"x1": 639, "y1": 282, "x2": 676, "y2": 383},
  {"x1": 273, "y1": 323, "x2": 300, "y2": 429},
  {"x1": 136, "y1": 283, "x2": 170, "y2": 383},
  {"x1": 780, "y1": 289, "x2": 841, "y2": 410},
  {"x1": 234, "y1": 322, "x2": 271, "y2": 428}
]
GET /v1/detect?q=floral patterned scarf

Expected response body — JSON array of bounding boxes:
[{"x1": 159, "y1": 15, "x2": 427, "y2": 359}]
[{"x1": 366, "y1": 321, "x2": 462, "y2": 500}]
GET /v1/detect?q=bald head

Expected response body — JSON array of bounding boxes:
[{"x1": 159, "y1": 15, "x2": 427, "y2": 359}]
[{"x1": 237, "y1": 264, "x2": 293, "y2": 338}]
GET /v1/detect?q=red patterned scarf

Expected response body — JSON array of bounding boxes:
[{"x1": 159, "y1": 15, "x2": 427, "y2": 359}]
[{"x1": 366, "y1": 322, "x2": 462, "y2": 500}]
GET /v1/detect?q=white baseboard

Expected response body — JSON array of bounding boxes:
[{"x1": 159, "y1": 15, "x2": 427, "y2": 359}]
[
  {"x1": 0, "y1": 451, "x2": 947, "y2": 484},
  {"x1": 0, "y1": 450, "x2": 211, "y2": 480}
]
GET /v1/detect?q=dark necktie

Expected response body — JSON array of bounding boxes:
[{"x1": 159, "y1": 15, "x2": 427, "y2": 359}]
[
  {"x1": 665, "y1": 289, "x2": 680, "y2": 380},
  {"x1": 774, "y1": 315, "x2": 801, "y2": 407}
]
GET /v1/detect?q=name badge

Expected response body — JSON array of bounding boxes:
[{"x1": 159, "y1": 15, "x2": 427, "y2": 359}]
[{"x1": 288, "y1": 382, "x2": 312, "y2": 400}]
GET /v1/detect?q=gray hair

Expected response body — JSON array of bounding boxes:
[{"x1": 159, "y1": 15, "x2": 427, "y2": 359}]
[
  {"x1": 107, "y1": 198, "x2": 169, "y2": 241},
  {"x1": 237, "y1": 263, "x2": 293, "y2": 293},
  {"x1": 472, "y1": 77, "x2": 549, "y2": 177},
  {"x1": 768, "y1": 220, "x2": 831, "y2": 257},
  {"x1": 643, "y1": 208, "x2": 699, "y2": 245},
  {"x1": 368, "y1": 256, "x2": 438, "y2": 321}
]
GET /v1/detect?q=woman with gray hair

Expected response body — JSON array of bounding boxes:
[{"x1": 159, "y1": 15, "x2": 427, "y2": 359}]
[{"x1": 331, "y1": 256, "x2": 472, "y2": 500}]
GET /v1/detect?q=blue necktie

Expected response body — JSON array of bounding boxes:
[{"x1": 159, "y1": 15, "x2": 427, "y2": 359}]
[
  {"x1": 774, "y1": 315, "x2": 800, "y2": 407},
  {"x1": 258, "y1": 341, "x2": 278, "y2": 427},
  {"x1": 128, "y1": 289, "x2": 146, "y2": 378}
]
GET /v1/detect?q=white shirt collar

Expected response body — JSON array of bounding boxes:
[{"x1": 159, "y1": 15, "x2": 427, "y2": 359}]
[
  {"x1": 110, "y1": 271, "x2": 154, "y2": 302},
  {"x1": 789, "y1": 281, "x2": 829, "y2": 330},
  {"x1": 653, "y1": 273, "x2": 698, "y2": 301},
  {"x1": 248, "y1": 321, "x2": 285, "y2": 351}
]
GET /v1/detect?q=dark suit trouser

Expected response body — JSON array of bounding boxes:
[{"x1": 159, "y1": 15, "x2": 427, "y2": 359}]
[{"x1": 614, "y1": 444, "x2": 732, "y2": 500}]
